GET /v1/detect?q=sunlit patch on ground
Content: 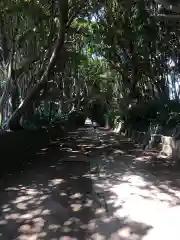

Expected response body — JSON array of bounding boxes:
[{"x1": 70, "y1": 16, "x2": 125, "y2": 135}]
[
  {"x1": 91, "y1": 145, "x2": 180, "y2": 239},
  {"x1": 1, "y1": 128, "x2": 180, "y2": 239}
]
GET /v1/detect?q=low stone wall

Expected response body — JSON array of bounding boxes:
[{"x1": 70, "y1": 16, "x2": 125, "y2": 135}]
[
  {"x1": 159, "y1": 136, "x2": 180, "y2": 159},
  {"x1": 0, "y1": 113, "x2": 87, "y2": 175},
  {"x1": 0, "y1": 126, "x2": 66, "y2": 154},
  {"x1": 0, "y1": 129, "x2": 46, "y2": 155},
  {"x1": 0, "y1": 125, "x2": 68, "y2": 174},
  {"x1": 113, "y1": 122, "x2": 180, "y2": 160},
  {"x1": 130, "y1": 130, "x2": 180, "y2": 160}
]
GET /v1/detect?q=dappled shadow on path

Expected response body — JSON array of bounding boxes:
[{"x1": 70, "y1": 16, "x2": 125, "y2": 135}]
[
  {"x1": 1, "y1": 128, "x2": 180, "y2": 239},
  {"x1": 90, "y1": 131, "x2": 180, "y2": 239},
  {"x1": 0, "y1": 161, "x2": 95, "y2": 240}
]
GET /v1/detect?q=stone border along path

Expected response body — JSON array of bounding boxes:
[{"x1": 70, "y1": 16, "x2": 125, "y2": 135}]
[{"x1": 1, "y1": 127, "x2": 180, "y2": 239}]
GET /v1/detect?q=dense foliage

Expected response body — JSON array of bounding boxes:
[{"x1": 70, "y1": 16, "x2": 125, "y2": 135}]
[{"x1": 0, "y1": 0, "x2": 180, "y2": 132}]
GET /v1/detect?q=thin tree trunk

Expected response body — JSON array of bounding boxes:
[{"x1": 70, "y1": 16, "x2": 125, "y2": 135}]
[{"x1": 0, "y1": 63, "x2": 12, "y2": 112}]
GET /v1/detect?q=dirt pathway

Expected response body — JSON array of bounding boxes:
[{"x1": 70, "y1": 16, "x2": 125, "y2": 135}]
[
  {"x1": 0, "y1": 128, "x2": 180, "y2": 239},
  {"x1": 90, "y1": 130, "x2": 180, "y2": 240}
]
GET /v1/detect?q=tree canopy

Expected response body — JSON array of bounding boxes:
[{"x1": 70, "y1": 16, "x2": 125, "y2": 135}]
[{"x1": 0, "y1": 0, "x2": 180, "y2": 132}]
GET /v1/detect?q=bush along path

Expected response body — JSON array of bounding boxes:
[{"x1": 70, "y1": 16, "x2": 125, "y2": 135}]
[{"x1": 0, "y1": 127, "x2": 180, "y2": 239}]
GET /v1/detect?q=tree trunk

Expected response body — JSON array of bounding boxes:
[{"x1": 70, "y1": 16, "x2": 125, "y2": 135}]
[
  {"x1": 0, "y1": 63, "x2": 12, "y2": 126},
  {"x1": 10, "y1": 81, "x2": 20, "y2": 113},
  {"x1": 7, "y1": 39, "x2": 64, "y2": 130},
  {"x1": 7, "y1": 2, "x2": 68, "y2": 130},
  {"x1": 0, "y1": 80, "x2": 11, "y2": 112}
]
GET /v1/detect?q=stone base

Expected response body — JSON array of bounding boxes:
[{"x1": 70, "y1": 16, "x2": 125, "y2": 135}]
[
  {"x1": 159, "y1": 136, "x2": 180, "y2": 160},
  {"x1": 129, "y1": 131, "x2": 180, "y2": 160}
]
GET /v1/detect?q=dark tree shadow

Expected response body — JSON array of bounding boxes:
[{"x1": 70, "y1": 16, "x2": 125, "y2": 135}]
[{"x1": 1, "y1": 128, "x2": 180, "y2": 240}]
